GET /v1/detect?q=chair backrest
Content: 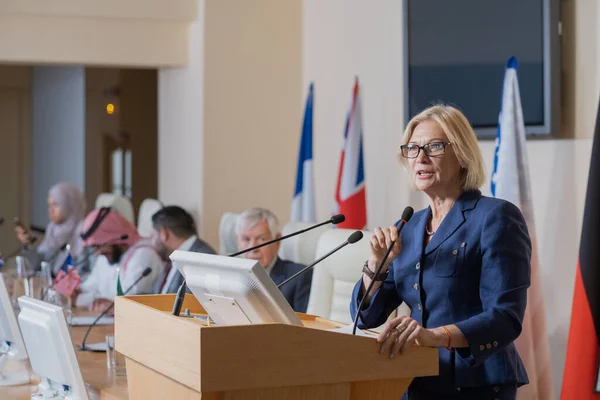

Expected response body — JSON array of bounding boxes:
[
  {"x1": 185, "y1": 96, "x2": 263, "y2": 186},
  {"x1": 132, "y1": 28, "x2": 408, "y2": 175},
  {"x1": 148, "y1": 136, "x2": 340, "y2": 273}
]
[
  {"x1": 306, "y1": 228, "x2": 372, "y2": 324},
  {"x1": 218, "y1": 212, "x2": 240, "y2": 255},
  {"x1": 94, "y1": 193, "x2": 135, "y2": 224},
  {"x1": 278, "y1": 221, "x2": 332, "y2": 266},
  {"x1": 137, "y1": 198, "x2": 164, "y2": 238}
]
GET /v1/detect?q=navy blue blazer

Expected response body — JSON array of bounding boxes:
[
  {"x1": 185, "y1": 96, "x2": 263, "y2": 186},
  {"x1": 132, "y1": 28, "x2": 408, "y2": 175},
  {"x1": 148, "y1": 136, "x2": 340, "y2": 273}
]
[
  {"x1": 269, "y1": 257, "x2": 312, "y2": 313},
  {"x1": 350, "y1": 190, "x2": 531, "y2": 394}
]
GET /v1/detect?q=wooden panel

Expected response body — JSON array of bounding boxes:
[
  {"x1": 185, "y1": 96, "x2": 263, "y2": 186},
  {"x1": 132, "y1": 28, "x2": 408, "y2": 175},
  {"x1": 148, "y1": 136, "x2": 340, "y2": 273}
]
[
  {"x1": 126, "y1": 358, "x2": 200, "y2": 400},
  {"x1": 115, "y1": 296, "x2": 202, "y2": 392},
  {"x1": 0, "y1": 86, "x2": 28, "y2": 255},
  {"x1": 115, "y1": 295, "x2": 437, "y2": 395},
  {"x1": 218, "y1": 383, "x2": 350, "y2": 400},
  {"x1": 199, "y1": 323, "x2": 436, "y2": 392},
  {"x1": 350, "y1": 378, "x2": 411, "y2": 400},
  {"x1": 119, "y1": 69, "x2": 158, "y2": 214}
]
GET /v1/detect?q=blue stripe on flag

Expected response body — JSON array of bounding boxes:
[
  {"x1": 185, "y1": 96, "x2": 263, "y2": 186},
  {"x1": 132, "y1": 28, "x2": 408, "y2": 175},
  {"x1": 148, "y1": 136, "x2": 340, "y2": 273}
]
[
  {"x1": 356, "y1": 134, "x2": 365, "y2": 186},
  {"x1": 294, "y1": 83, "x2": 314, "y2": 196},
  {"x1": 60, "y1": 252, "x2": 73, "y2": 273}
]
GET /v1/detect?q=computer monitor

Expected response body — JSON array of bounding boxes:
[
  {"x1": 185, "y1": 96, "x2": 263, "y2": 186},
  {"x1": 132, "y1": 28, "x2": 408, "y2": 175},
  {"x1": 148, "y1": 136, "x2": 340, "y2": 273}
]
[
  {"x1": 169, "y1": 251, "x2": 302, "y2": 326},
  {"x1": 0, "y1": 273, "x2": 30, "y2": 386},
  {"x1": 17, "y1": 296, "x2": 89, "y2": 400}
]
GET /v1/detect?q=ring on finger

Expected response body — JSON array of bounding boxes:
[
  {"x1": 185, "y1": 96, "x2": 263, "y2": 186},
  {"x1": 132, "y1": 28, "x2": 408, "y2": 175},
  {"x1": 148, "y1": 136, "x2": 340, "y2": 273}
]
[{"x1": 396, "y1": 323, "x2": 407, "y2": 334}]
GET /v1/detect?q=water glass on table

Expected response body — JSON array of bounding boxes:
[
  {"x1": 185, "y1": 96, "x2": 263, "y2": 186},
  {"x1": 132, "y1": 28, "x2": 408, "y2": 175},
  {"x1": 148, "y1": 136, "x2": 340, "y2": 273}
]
[{"x1": 105, "y1": 335, "x2": 127, "y2": 376}]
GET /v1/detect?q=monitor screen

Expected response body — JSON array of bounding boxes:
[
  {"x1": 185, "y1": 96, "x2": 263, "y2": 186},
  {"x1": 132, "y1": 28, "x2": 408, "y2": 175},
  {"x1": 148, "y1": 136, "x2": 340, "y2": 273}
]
[{"x1": 404, "y1": 0, "x2": 560, "y2": 137}]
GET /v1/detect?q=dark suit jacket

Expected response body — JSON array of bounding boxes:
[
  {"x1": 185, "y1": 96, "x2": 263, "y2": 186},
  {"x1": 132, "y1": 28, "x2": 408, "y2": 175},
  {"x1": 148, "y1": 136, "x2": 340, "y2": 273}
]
[
  {"x1": 350, "y1": 190, "x2": 531, "y2": 395},
  {"x1": 163, "y1": 238, "x2": 216, "y2": 294},
  {"x1": 269, "y1": 257, "x2": 312, "y2": 313}
]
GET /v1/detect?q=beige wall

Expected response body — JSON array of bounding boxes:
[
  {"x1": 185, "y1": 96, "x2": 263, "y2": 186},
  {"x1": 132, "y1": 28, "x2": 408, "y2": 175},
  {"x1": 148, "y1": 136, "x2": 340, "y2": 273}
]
[
  {"x1": 0, "y1": 65, "x2": 31, "y2": 254},
  {"x1": 302, "y1": 0, "x2": 599, "y2": 395},
  {"x1": 0, "y1": 0, "x2": 196, "y2": 67},
  {"x1": 202, "y1": 0, "x2": 303, "y2": 247}
]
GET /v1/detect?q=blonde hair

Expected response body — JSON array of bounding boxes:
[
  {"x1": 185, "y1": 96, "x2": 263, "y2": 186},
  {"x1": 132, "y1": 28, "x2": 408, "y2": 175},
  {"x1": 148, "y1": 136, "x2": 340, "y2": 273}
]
[{"x1": 399, "y1": 104, "x2": 486, "y2": 191}]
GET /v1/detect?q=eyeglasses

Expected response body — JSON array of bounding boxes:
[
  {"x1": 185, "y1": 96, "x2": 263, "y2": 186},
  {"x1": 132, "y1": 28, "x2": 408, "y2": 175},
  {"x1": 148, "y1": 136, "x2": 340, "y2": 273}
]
[{"x1": 400, "y1": 141, "x2": 452, "y2": 159}]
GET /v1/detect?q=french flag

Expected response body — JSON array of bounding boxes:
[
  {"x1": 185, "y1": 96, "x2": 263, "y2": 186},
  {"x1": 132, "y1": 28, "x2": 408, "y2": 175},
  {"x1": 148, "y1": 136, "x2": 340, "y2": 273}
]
[
  {"x1": 333, "y1": 77, "x2": 367, "y2": 230},
  {"x1": 291, "y1": 83, "x2": 316, "y2": 223}
]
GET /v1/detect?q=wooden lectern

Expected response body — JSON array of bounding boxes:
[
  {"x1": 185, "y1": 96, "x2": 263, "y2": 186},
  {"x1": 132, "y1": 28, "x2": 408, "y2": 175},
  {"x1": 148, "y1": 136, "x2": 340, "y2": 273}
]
[{"x1": 115, "y1": 294, "x2": 438, "y2": 400}]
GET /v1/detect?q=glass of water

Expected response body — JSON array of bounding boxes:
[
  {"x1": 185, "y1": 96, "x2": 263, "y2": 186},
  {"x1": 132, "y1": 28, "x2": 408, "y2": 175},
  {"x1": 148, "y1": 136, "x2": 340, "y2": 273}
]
[{"x1": 105, "y1": 335, "x2": 126, "y2": 376}]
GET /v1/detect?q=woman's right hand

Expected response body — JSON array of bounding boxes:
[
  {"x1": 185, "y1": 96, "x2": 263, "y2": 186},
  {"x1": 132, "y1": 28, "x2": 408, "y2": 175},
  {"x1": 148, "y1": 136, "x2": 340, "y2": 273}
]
[
  {"x1": 15, "y1": 227, "x2": 32, "y2": 246},
  {"x1": 368, "y1": 225, "x2": 402, "y2": 273}
]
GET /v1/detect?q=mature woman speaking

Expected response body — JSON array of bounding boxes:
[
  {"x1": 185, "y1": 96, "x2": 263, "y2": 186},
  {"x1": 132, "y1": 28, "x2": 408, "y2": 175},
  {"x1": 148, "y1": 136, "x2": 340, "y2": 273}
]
[{"x1": 350, "y1": 105, "x2": 531, "y2": 399}]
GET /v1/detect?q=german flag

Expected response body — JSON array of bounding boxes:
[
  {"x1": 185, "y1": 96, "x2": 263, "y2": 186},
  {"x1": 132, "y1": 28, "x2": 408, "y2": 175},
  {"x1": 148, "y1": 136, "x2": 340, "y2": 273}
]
[{"x1": 561, "y1": 103, "x2": 600, "y2": 399}]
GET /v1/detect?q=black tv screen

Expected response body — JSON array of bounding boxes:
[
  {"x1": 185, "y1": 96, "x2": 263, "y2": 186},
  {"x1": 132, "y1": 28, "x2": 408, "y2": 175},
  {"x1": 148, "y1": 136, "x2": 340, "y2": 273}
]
[{"x1": 404, "y1": 0, "x2": 561, "y2": 138}]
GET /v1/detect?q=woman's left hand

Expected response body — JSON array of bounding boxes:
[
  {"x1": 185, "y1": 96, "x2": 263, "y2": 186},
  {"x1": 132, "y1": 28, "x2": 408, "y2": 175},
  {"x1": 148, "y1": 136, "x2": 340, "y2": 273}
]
[{"x1": 377, "y1": 315, "x2": 437, "y2": 359}]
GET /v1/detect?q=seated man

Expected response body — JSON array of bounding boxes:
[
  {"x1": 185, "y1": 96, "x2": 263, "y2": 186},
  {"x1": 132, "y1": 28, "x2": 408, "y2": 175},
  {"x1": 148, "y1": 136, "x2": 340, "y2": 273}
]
[
  {"x1": 150, "y1": 205, "x2": 217, "y2": 294},
  {"x1": 235, "y1": 208, "x2": 312, "y2": 313},
  {"x1": 75, "y1": 208, "x2": 164, "y2": 313}
]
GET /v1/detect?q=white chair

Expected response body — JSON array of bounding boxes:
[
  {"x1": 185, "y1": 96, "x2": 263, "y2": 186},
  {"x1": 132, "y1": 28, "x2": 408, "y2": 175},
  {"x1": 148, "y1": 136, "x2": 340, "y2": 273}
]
[
  {"x1": 306, "y1": 228, "x2": 410, "y2": 327},
  {"x1": 278, "y1": 221, "x2": 332, "y2": 266},
  {"x1": 137, "y1": 198, "x2": 164, "y2": 238},
  {"x1": 306, "y1": 228, "x2": 372, "y2": 325},
  {"x1": 219, "y1": 212, "x2": 240, "y2": 255},
  {"x1": 94, "y1": 193, "x2": 135, "y2": 224}
]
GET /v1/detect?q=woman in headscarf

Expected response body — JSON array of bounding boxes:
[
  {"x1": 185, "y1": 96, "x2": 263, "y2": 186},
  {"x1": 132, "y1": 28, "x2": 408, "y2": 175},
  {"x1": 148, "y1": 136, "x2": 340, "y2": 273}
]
[{"x1": 16, "y1": 183, "x2": 89, "y2": 276}]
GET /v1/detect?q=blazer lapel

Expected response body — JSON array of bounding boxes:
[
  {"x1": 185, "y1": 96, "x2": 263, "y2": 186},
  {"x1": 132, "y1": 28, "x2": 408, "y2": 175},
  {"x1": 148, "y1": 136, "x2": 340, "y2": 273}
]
[
  {"x1": 424, "y1": 190, "x2": 481, "y2": 255},
  {"x1": 413, "y1": 208, "x2": 430, "y2": 257},
  {"x1": 268, "y1": 258, "x2": 286, "y2": 286}
]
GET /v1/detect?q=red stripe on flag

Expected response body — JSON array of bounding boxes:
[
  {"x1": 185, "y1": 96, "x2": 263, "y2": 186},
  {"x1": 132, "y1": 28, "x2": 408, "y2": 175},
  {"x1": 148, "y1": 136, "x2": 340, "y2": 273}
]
[
  {"x1": 335, "y1": 188, "x2": 366, "y2": 230},
  {"x1": 560, "y1": 262, "x2": 600, "y2": 399}
]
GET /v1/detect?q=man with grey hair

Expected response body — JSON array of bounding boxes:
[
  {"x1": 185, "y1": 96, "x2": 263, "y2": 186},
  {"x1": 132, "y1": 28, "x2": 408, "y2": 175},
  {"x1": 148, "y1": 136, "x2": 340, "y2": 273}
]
[{"x1": 235, "y1": 207, "x2": 312, "y2": 313}]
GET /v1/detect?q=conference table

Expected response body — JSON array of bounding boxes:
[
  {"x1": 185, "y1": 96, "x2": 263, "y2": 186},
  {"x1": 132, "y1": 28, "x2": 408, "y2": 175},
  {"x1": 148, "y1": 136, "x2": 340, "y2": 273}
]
[{"x1": 0, "y1": 310, "x2": 129, "y2": 400}]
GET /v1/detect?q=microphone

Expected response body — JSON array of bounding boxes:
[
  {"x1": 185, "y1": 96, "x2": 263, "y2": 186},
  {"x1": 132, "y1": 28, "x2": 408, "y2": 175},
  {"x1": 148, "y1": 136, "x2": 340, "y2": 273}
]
[
  {"x1": 277, "y1": 230, "x2": 363, "y2": 290},
  {"x1": 79, "y1": 266, "x2": 152, "y2": 351},
  {"x1": 171, "y1": 214, "x2": 346, "y2": 316},
  {"x1": 352, "y1": 206, "x2": 414, "y2": 335}
]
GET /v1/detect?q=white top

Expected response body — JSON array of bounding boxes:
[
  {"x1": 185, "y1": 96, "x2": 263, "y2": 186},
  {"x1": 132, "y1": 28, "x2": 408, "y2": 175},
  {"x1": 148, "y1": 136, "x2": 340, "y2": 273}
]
[
  {"x1": 76, "y1": 241, "x2": 164, "y2": 307},
  {"x1": 160, "y1": 235, "x2": 197, "y2": 294}
]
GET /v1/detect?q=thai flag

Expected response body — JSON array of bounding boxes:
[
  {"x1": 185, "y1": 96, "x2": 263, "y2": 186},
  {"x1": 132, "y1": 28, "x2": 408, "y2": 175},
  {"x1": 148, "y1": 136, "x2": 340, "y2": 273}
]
[
  {"x1": 53, "y1": 251, "x2": 80, "y2": 297},
  {"x1": 333, "y1": 77, "x2": 367, "y2": 230},
  {"x1": 491, "y1": 56, "x2": 553, "y2": 400},
  {"x1": 0, "y1": 254, "x2": 4, "y2": 271},
  {"x1": 291, "y1": 83, "x2": 316, "y2": 222}
]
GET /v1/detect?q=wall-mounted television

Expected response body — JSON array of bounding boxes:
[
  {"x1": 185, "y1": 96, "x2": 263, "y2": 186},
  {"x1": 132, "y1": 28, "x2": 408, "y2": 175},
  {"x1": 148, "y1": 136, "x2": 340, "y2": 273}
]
[{"x1": 403, "y1": 0, "x2": 561, "y2": 138}]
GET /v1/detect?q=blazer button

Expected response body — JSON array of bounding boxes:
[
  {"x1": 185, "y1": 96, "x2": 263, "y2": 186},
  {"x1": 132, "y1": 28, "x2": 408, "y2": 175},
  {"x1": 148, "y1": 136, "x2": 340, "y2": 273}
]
[
  {"x1": 486, "y1": 343, "x2": 492, "y2": 349},
  {"x1": 479, "y1": 345, "x2": 485, "y2": 351},
  {"x1": 460, "y1": 242, "x2": 466, "y2": 247},
  {"x1": 493, "y1": 341, "x2": 498, "y2": 347},
  {"x1": 417, "y1": 303, "x2": 422, "y2": 311},
  {"x1": 415, "y1": 262, "x2": 420, "y2": 270},
  {"x1": 493, "y1": 386, "x2": 500, "y2": 392},
  {"x1": 413, "y1": 283, "x2": 418, "y2": 291},
  {"x1": 452, "y1": 249, "x2": 458, "y2": 255}
]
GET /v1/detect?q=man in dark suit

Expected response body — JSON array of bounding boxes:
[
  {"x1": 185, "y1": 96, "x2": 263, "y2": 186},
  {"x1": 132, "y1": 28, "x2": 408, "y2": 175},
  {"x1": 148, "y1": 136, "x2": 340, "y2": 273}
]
[
  {"x1": 150, "y1": 206, "x2": 216, "y2": 294},
  {"x1": 235, "y1": 208, "x2": 312, "y2": 313}
]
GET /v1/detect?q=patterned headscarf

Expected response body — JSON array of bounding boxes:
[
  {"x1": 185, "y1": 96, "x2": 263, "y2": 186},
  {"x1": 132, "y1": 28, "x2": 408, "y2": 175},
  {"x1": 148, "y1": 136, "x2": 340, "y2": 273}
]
[
  {"x1": 81, "y1": 208, "x2": 141, "y2": 248},
  {"x1": 38, "y1": 183, "x2": 86, "y2": 258}
]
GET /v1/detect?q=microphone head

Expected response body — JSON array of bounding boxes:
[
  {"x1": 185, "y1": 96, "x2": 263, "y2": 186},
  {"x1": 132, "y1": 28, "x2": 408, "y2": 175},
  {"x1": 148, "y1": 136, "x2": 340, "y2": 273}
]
[
  {"x1": 331, "y1": 214, "x2": 345, "y2": 224},
  {"x1": 401, "y1": 206, "x2": 415, "y2": 223},
  {"x1": 347, "y1": 230, "x2": 364, "y2": 244},
  {"x1": 142, "y1": 267, "x2": 152, "y2": 277}
]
